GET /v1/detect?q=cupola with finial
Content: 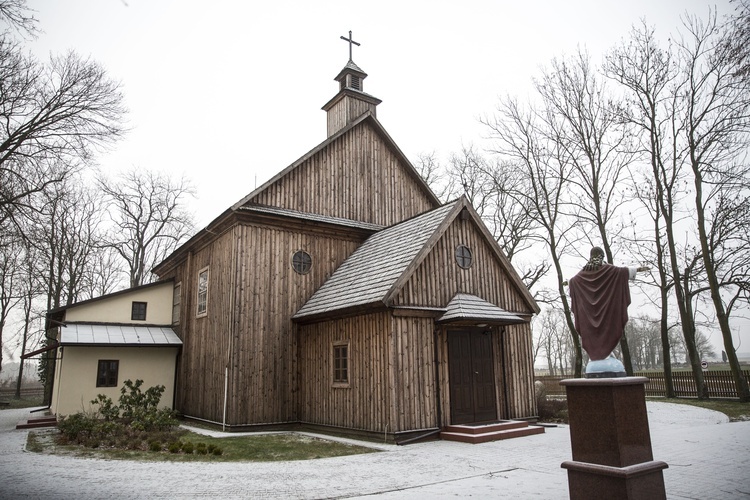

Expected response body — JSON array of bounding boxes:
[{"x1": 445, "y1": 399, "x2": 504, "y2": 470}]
[{"x1": 322, "y1": 30, "x2": 382, "y2": 137}]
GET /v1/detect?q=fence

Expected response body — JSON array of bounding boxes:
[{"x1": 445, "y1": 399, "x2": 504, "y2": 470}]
[
  {"x1": 536, "y1": 370, "x2": 750, "y2": 399},
  {"x1": 0, "y1": 386, "x2": 44, "y2": 399}
]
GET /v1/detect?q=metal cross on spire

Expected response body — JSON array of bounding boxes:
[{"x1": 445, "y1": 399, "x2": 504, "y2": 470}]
[{"x1": 340, "y1": 30, "x2": 360, "y2": 62}]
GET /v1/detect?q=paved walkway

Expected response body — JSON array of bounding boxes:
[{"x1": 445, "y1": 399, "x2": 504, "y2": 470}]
[{"x1": 1, "y1": 402, "x2": 748, "y2": 499}]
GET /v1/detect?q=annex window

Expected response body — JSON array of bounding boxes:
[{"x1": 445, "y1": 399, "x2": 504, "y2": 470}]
[
  {"x1": 333, "y1": 342, "x2": 349, "y2": 386},
  {"x1": 292, "y1": 250, "x2": 312, "y2": 275},
  {"x1": 196, "y1": 267, "x2": 209, "y2": 317},
  {"x1": 455, "y1": 244, "x2": 473, "y2": 269},
  {"x1": 96, "y1": 360, "x2": 119, "y2": 387},
  {"x1": 131, "y1": 301, "x2": 147, "y2": 321},
  {"x1": 172, "y1": 283, "x2": 181, "y2": 324}
]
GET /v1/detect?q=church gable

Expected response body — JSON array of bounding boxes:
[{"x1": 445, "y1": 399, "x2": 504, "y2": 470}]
[
  {"x1": 392, "y1": 204, "x2": 538, "y2": 316},
  {"x1": 237, "y1": 115, "x2": 438, "y2": 226}
]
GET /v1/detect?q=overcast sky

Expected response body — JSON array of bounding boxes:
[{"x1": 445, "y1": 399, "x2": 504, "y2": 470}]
[
  {"x1": 23, "y1": 1, "x2": 744, "y2": 359},
  {"x1": 26, "y1": 0, "x2": 732, "y2": 227}
]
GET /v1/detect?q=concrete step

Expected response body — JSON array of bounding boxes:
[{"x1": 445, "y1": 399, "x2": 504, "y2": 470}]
[
  {"x1": 440, "y1": 420, "x2": 544, "y2": 444},
  {"x1": 442, "y1": 420, "x2": 529, "y2": 435},
  {"x1": 16, "y1": 416, "x2": 57, "y2": 430}
]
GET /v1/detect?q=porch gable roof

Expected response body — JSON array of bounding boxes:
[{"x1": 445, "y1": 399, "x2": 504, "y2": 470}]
[{"x1": 437, "y1": 293, "x2": 525, "y2": 325}]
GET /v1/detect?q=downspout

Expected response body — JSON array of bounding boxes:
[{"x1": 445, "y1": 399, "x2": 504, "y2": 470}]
[
  {"x1": 433, "y1": 327, "x2": 442, "y2": 429},
  {"x1": 222, "y1": 367, "x2": 228, "y2": 432},
  {"x1": 223, "y1": 227, "x2": 239, "y2": 432}
]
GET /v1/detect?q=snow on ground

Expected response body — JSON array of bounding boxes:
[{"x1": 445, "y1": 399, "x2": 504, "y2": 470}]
[{"x1": 0, "y1": 401, "x2": 748, "y2": 499}]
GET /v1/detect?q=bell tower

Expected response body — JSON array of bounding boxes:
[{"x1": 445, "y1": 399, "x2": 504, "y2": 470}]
[{"x1": 322, "y1": 31, "x2": 382, "y2": 137}]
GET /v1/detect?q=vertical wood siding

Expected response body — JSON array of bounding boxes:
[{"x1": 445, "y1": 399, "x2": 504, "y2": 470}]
[
  {"x1": 326, "y1": 96, "x2": 377, "y2": 137},
  {"x1": 394, "y1": 216, "x2": 537, "y2": 422},
  {"x1": 163, "y1": 229, "x2": 235, "y2": 423},
  {"x1": 227, "y1": 223, "x2": 363, "y2": 425},
  {"x1": 393, "y1": 217, "x2": 530, "y2": 314},
  {"x1": 298, "y1": 313, "x2": 438, "y2": 434},
  {"x1": 248, "y1": 123, "x2": 436, "y2": 226},
  {"x1": 161, "y1": 222, "x2": 364, "y2": 425},
  {"x1": 501, "y1": 323, "x2": 538, "y2": 418}
]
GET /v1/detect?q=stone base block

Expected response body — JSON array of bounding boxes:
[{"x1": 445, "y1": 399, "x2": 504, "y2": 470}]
[{"x1": 562, "y1": 460, "x2": 668, "y2": 500}]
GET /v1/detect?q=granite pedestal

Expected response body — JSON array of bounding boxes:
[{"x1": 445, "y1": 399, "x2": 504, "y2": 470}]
[{"x1": 560, "y1": 377, "x2": 668, "y2": 500}]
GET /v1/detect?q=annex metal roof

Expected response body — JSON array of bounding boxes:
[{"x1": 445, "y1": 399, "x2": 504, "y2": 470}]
[
  {"x1": 59, "y1": 324, "x2": 182, "y2": 347},
  {"x1": 437, "y1": 293, "x2": 525, "y2": 325},
  {"x1": 294, "y1": 202, "x2": 458, "y2": 319}
]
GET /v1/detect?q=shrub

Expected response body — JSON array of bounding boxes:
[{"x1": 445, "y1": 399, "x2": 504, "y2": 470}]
[
  {"x1": 168, "y1": 442, "x2": 181, "y2": 453},
  {"x1": 149, "y1": 440, "x2": 162, "y2": 452},
  {"x1": 196, "y1": 442, "x2": 208, "y2": 455},
  {"x1": 118, "y1": 380, "x2": 178, "y2": 432},
  {"x1": 57, "y1": 412, "x2": 97, "y2": 443},
  {"x1": 58, "y1": 380, "x2": 179, "y2": 449},
  {"x1": 182, "y1": 441, "x2": 194, "y2": 454},
  {"x1": 90, "y1": 394, "x2": 119, "y2": 421},
  {"x1": 212, "y1": 446, "x2": 223, "y2": 456}
]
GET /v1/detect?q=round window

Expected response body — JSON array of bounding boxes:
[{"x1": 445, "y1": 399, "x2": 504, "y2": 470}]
[
  {"x1": 292, "y1": 250, "x2": 312, "y2": 274},
  {"x1": 455, "y1": 245, "x2": 472, "y2": 269}
]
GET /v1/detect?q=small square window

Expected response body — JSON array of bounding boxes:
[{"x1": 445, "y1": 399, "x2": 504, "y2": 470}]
[
  {"x1": 333, "y1": 342, "x2": 349, "y2": 385},
  {"x1": 96, "y1": 360, "x2": 119, "y2": 387},
  {"x1": 131, "y1": 301, "x2": 147, "y2": 321}
]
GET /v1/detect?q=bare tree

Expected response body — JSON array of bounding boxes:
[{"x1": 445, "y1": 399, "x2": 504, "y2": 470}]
[
  {"x1": 416, "y1": 147, "x2": 550, "y2": 295},
  {"x1": 14, "y1": 241, "x2": 43, "y2": 398},
  {"x1": 605, "y1": 22, "x2": 691, "y2": 397},
  {"x1": 724, "y1": 0, "x2": 750, "y2": 82},
  {"x1": 0, "y1": 0, "x2": 38, "y2": 38},
  {"x1": 484, "y1": 97, "x2": 585, "y2": 377},
  {"x1": 0, "y1": 41, "x2": 125, "y2": 229},
  {"x1": 535, "y1": 50, "x2": 638, "y2": 373},
  {"x1": 0, "y1": 228, "x2": 24, "y2": 371},
  {"x1": 679, "y1": 11, "x2": 750, "y2": 400},
  {"x1": 99, "y1": 169, "x2": 196, "y2": 287}
]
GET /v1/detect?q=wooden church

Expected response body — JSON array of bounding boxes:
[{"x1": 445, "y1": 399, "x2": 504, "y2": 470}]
[{"x1": 48, "y1": 37, "x2": 541, "y2": 443}]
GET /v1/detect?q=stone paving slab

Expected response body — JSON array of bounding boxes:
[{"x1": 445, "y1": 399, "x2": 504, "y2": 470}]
[{"x1": 1, "y1": 403, "x2": 748, "y2": 499}]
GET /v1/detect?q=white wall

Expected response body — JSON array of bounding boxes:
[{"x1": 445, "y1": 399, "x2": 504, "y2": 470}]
[
  {"x1": 51, "y1": 345, "x2": 178, "y2": 417},
  {"x1": 64, "y1": 282, "x2": 174, "y2": 325}
]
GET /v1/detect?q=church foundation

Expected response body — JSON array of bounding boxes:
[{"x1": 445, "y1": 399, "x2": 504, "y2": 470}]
[{"x1": 560, "y1": 376, "x2": 668, "y2": 500}]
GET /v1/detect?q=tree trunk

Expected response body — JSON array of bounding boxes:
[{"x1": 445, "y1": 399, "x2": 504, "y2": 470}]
[
  {"x1": 619, "y1": 336, "x2": 634, "y2": 376},
  {"x1": 681, "y1": 270, "x2": 709, "y2": 399},
  {"x1": 692, "y1": 167, "x2": 750, "y2": 401}
]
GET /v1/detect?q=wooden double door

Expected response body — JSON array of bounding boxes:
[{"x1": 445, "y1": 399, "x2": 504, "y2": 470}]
[{"x1": 447, "y1": 328, "x2": 498, "y2": 424}]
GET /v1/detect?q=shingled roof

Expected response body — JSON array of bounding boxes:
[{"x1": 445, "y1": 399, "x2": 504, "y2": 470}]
[
  {"x1": 437, "y1": 293, "x2": 524, "y2": 325},
  {"x1": 293, "y1": 201, "x2": 458, "y2": 320}
]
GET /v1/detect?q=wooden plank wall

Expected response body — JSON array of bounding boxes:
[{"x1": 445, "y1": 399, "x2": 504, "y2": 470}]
[
  {"x1": 390, "y1": 316, "x2": 439, "y2": 432},
  {"x1": 298, "y1": 311, "x2": 392, "y2": 432},
  {"x1": 299, "y1": 313, "x2": 438, "y2": 434},
  {"x1": 161, "y1": 221, "x2": 364, "y2": 425},
  {"x1": 395, "y1": 216, "x2": 538, "y2": 421},
  {"x1": 227, "y1": 222, "x2": 362, "y2": 425},
  {"x1": 501, "y1": 322, "x2": 538, "y2": 418},
  {"x1": 248, "y1": 123, "x2": 437, "y2": 226},
  {"x1": 326, "y1": 96, "x2": 376, "y2": 137},
  {"x1": 165, "y1": 228, "x2": 236, "y2": 423},
  {"x1": 393, "y1": 216, "x2": 530, "y2": 314}
]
